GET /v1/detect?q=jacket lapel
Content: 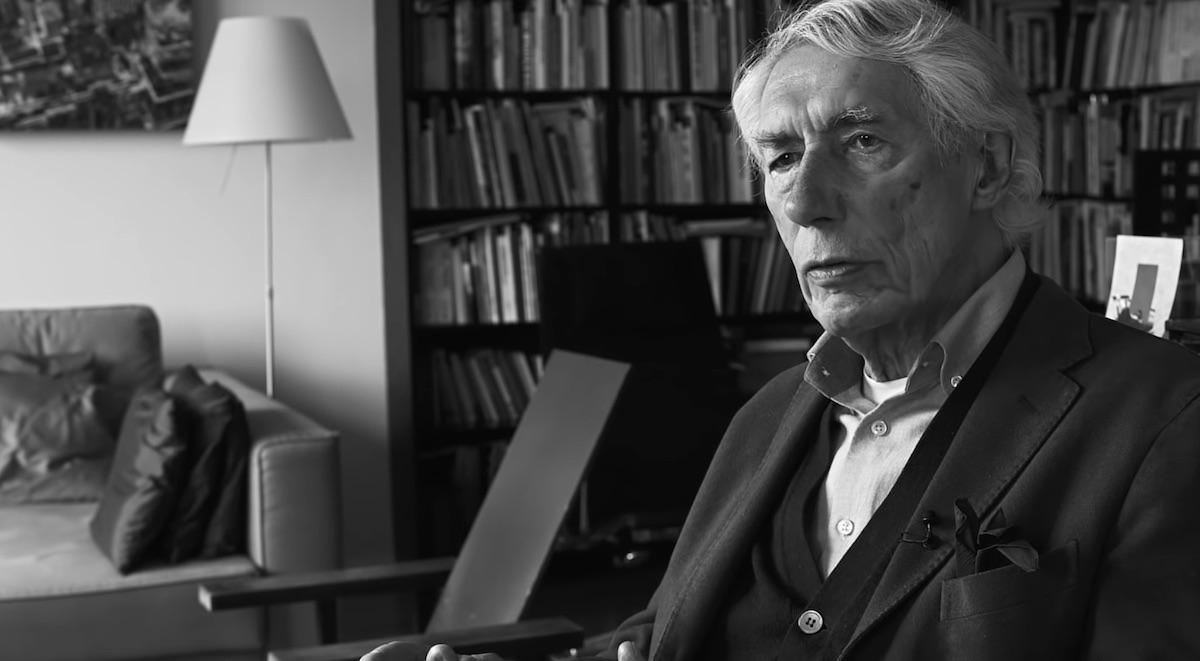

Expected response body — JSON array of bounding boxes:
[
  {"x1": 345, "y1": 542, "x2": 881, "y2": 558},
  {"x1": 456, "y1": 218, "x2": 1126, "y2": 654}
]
[
  {"x1": 845, "y1": 278, "x2": 1094, "y2": 654},
  {"x1": 651, "y1": 381, "x2": 828, "y2": 661}
]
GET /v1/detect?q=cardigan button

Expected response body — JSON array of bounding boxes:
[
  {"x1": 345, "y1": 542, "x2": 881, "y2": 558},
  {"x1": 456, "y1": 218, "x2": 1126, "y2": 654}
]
[{"x1": 798, "y1": 609, "x2": 824, "y2": 634}]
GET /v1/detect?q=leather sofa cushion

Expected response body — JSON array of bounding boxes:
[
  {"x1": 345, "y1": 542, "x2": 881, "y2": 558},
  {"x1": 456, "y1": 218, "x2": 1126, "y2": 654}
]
[
  {"x1": 0, "y1": 503, "x2": 261, "y2": 661},
  {"x1": 0, "y1": 306, "x2": 163, "y2": 391},
  {"x1": 0, "y1": 351, "x2": 95, "y2": 378},
  {"x1": 0, "y1": 372, "x2": 115, "y2": 505}
]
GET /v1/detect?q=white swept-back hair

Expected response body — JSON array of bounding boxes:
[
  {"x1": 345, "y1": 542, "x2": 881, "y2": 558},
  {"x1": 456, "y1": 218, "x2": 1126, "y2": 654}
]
[{"x1": 732, "y1": 0, "x2": 1047, "y2": 246}]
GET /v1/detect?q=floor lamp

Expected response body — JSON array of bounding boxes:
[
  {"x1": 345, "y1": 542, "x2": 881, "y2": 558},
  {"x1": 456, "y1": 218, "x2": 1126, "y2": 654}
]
[{"x1": 182, "y1": 16, "x2": 351, "y2": 397}]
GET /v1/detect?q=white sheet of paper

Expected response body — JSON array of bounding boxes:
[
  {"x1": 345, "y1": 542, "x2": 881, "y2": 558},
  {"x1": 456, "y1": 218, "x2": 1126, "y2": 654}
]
[{"x1": 1105, "y1": 235, "x2": 1185, "y2": 337}]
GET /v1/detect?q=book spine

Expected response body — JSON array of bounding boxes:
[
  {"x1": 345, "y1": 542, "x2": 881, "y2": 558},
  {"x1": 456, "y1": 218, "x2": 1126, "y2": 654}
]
[{"x1": 463, "y1": 351, "x2": 502, "y2": 427}]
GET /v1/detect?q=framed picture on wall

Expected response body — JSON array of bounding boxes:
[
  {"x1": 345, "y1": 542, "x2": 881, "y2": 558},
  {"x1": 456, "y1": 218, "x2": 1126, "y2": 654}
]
[
  {"x1": 1105, "y1": 235, "x2": 1185, "y2": 338},
  {"x1": 0, "y1": 0, "x2": 194, "y2": 130}
]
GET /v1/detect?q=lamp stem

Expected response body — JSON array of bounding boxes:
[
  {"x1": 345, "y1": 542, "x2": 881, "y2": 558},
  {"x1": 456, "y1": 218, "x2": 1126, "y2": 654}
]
[{"x1": 264, "y1": 141, "x2": 276, "y2": 398}]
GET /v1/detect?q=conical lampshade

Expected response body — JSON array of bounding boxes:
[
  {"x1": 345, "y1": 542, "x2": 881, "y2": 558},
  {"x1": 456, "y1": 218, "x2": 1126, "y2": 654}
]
[{"x1": 183, "y1": 16, "x2": 352, "y2": 145}]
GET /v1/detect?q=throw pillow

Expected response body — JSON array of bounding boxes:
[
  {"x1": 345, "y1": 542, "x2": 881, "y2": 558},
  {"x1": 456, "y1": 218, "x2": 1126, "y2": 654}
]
[
  {"x1": 0, "y1": 350, "x2": 127, "y2": 439},
  {"x1": 0, "y1": 351, "x2": 95, "y2": 378},
  {"x1": 199, "y1": 388, "x2": 250, "y2": 559},
  {"x1": 155, "y1": 365, "x2": 250, "y2": 564},
  {"x1": 0, "y1": 372, "x2": 115, "y2": 505},
  {"x1": 89, "y1": 385, "x2": 191, "y2": 574}
]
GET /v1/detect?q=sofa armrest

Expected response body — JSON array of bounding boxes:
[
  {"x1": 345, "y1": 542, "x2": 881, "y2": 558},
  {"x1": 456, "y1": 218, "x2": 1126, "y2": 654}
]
[
  {"x1": 269, "y1": 617, "x2": 584, "y2": 661},
  {"x1": 200, "y1": 556, "x2": 456, "y2": 611},
  {"x1": 201, "y1": 369, "x2": 342, "y2": 575}
]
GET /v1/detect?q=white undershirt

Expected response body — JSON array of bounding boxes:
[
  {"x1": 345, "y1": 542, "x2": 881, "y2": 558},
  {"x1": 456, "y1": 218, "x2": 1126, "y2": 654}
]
[{"x1": 862, "y1": 371, "x2": 908, "y2": 406}]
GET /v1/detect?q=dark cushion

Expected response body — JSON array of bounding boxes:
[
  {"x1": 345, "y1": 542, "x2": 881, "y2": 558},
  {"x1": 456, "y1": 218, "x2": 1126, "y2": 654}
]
[
  {"x1": 155, "y1": 366, "x2": 250, "y2": 563},
  {"x1": 0, "y1": 372, "x2": 115, "y2": 505},
  {"x1": 89, "y1": 385, "x2": 191, "y2": 574},
  {"x1": 198, "y1": 388, "x2": 250, "y2": 560}
]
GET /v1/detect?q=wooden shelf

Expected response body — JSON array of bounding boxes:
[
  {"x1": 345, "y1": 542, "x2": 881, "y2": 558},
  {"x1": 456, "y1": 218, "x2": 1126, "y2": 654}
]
[
  {"x1": 617, "y1": 203, "x2": 766, "y2": 216},
  {"x1": 406, "y1": 88, "x2": 741, "y2": 100},
  {"x1": 1035, "y1": 81, "x2": 1200, "y2": 99},
  {"x1": 1043, "y1": 192, "x2": 1134, "y2": 203},
  {"x1": 412, "y1": 322, "x2": 539, "y2": 347},
  {"x1": 410, "y1": 206, "x2": 608, "y2": 225},
  {"x1": 407, "y1": 88, "x2": 611, "y2": 100},
  {"x1": 418, "y1": 427, "x2": 516, "y2": 456}
]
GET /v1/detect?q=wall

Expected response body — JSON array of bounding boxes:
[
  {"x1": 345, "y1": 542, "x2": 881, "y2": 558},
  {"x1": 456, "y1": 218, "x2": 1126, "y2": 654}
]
[{"x1": 0, "y1": 0, "x2": 401, "y2": 639}]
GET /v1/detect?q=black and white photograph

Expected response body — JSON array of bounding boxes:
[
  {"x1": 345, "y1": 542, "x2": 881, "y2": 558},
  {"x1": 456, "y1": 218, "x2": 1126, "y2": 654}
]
[
  {"x1": 0, "y1": 0, "x2": 193, "y2": 130},
  {"x1": 2, "y1": 1, "x2": 1200, "y2": 660}
]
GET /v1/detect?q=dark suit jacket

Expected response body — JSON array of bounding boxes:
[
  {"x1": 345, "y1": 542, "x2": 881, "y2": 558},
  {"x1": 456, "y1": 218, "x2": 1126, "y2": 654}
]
[{"x1": 602, "y1": 275, "x2": 1200, "y2": 660}]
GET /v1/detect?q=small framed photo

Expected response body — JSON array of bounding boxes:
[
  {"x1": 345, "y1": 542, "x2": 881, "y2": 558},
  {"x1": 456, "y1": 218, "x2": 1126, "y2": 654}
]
[{"x1": 1105, "y1": 235, "x2": 1185, "y2": 337}]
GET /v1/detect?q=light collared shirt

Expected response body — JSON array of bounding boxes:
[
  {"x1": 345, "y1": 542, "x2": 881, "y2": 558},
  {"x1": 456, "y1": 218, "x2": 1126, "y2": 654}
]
[{"x1": 804, "y1": 250, "x2": 1028, "y2": 578}]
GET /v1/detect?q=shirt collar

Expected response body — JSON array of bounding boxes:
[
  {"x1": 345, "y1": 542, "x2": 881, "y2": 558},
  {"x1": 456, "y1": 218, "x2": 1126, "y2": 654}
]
[
  {"x1": 804, "y1": 250, "x2": 1026, "y2": 400},
  {"x1": 929, "y1": 250, "x2": 1026, "y2": 395}
]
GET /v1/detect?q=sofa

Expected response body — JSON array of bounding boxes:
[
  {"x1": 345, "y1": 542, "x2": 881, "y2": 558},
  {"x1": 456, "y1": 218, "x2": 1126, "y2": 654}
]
[{"x1": 0, "y1": 305, "x2": 342, "y2": 661}]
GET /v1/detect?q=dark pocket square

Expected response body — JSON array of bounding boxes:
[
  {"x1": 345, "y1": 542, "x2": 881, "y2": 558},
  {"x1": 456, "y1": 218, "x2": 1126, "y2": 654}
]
[{"x1": 954, "y1": 499, "x2": 1039, "y2": 577}]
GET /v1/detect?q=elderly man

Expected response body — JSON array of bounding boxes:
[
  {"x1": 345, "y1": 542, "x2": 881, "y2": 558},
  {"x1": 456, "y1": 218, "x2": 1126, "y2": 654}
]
[{"x1": 369, "y1": 0, "x2": 1200, "y2": 658}]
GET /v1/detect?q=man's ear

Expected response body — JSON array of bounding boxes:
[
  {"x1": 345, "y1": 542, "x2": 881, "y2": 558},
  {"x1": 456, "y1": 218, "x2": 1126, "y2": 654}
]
[{"x1": 971, "y1": 131, "x2": 1014, "y2": 211}]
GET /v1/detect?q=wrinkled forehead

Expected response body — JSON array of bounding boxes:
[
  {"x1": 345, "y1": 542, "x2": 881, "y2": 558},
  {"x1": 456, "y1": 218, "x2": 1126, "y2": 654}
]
[
  {"x1": 768, "y1": 46, "x2": 919, "y2": 124},
  {"x1": 741, "y1": 44, "x2": 926, "y2": 147}
]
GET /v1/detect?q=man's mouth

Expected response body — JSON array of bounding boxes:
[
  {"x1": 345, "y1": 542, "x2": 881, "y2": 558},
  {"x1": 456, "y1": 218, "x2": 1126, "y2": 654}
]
[{"x1": 805, "y1": 260, "x2": 861, "y2": 281}]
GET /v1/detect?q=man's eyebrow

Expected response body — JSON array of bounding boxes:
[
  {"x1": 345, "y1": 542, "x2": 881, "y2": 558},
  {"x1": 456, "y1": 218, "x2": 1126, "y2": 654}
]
[
  {"x1": 832, "y1": 105, "x2": 883, "y2": 127},
  {"x1": 748, "y1": 129, "x2": 799, "y2": 153},
  {"x1": 749, "y1": 105, "x2": 886, "y2": 150}
]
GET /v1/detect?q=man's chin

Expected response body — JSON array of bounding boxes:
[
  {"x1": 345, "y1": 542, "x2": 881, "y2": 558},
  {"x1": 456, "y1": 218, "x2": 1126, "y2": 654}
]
[{"x1": 811, "y1": 305, "x2": 887, "y2": 338}]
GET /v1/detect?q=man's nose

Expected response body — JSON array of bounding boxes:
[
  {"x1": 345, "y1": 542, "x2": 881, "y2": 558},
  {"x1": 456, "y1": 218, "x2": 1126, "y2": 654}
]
[{"x1": 781, "y1": 154, "x2": 838, "y2": 228}]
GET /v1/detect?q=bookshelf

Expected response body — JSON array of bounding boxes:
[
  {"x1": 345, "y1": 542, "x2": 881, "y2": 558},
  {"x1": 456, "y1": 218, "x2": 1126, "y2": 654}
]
[
  {"x1": 399, "y1": 0, "x2": 807, "y2": 557},
  {"x1": 963, "y1": 0, "x2": 1200, "y2": 310},
  {"x1": 395, "y1": 0, "x2": 1200, "y2": 558}
]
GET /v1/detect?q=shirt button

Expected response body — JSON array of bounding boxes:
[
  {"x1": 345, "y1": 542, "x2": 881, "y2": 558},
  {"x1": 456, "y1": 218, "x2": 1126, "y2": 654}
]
[
  {"x1": 798, "y1": 609, "x2": 824, "y2": 634},
  {"x1": 950, "y1": 375, "x2": 962, "y2": 388},
  {"x1": 870, "y1": 419, "x2": 888, "y2": 436},
  {"x1": 836, "y1": 518, "x2": 855, "y2": 536}
]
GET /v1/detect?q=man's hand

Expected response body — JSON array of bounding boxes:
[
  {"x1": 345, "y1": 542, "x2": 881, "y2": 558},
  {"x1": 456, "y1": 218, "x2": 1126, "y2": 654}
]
[
  {"x1": 618, "y1": 641, "x2": 647, "y2": 661},
  {"x1": 358, "y1": 642, "x2": 508, "y2": 661},
  {"x1": 360, "y1": 641, "x2": 646, "y2": 661}
]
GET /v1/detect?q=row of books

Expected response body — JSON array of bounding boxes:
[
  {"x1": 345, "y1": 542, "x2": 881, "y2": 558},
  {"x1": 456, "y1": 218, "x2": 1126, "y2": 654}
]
[
  {"x1": 613, "y1": 212, "x2": 800, "y2": 317},
  {"x1": 1059, "y1": 0, "x2": 1200, "y2": 90},
  {"x1": 411, "y1": 0, "x2": 611, "y2": 90},
  {"x1": 615, "y1": 0, "x2": 771, "y2": 91},
  {"x1": 429, "y1": 348, "x2": 545, "y2": 431},
  {"x1": 1027, "y1": 200, "x2": 1134, "y2": 302},
  {"x1": 963, "y1": 0, "x2": 1060, "y2": 89},
  {"x1": 618, "y1": 97, "x2": 756, "y2": 204},
  {"x1": 685, "y1": 218, "x2": 805, "y2": 317},
  {"x1": 1038, "y1": 88, "x2": 1200, "y2": 198},
  {"x1": 413, "y1": 212, "x2": 611, "y2": 326},
  {"x1": 407, "y1": 97, "x2": 604, "y2": 209}
]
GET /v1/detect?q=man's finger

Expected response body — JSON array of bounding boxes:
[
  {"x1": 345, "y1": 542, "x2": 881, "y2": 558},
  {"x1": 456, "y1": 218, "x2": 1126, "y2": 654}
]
[
  {"x1": 618, "y1": 641, "x2": 647, "y2": 661},
  {"x1": 426, "y1": 644, "x2": 459, "y2": 661},
  {"x1": 426, "y1": 647, "x2": 508, "y2": 661},
  {"x1": 359, "y1": 641, "x2": 429, "y2": 661}
]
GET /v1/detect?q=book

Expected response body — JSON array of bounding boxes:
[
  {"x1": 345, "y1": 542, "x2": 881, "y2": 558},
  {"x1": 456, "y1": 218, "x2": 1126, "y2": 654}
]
[{"x1": 464, "y1": 351, "x2": 503, "y2": 427}]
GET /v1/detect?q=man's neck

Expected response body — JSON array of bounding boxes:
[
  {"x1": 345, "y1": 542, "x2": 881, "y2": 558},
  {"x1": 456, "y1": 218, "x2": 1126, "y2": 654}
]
[{"x1": 845, "y1": 242, "x2": 1010, "y2": 382}]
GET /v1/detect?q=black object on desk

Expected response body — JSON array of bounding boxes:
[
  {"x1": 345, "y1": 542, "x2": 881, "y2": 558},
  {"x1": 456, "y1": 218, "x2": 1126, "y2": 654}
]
[{"x1": 538, "y1": 241, "x2": 743, "y2": 540}]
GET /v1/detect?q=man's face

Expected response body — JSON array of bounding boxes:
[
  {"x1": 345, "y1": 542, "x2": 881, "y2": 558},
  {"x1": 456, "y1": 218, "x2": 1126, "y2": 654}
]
[{"x1": 755, "y1": 45, "x2": 986, "y2": 340}]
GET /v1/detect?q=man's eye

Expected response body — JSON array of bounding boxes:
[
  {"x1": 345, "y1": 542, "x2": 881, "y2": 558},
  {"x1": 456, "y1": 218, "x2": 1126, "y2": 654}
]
[
  {"x1": 849, "y1": 133, "x2": 881, "y2": 150},
  {"x1": 769, "y1": 152, "x2": 799, "y2": 171}
]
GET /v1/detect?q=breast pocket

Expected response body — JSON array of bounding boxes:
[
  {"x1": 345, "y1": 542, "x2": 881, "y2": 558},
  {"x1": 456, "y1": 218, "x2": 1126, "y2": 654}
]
[{"x1": 940, "y1": 539, "x2": 1079, "y2": 621}]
